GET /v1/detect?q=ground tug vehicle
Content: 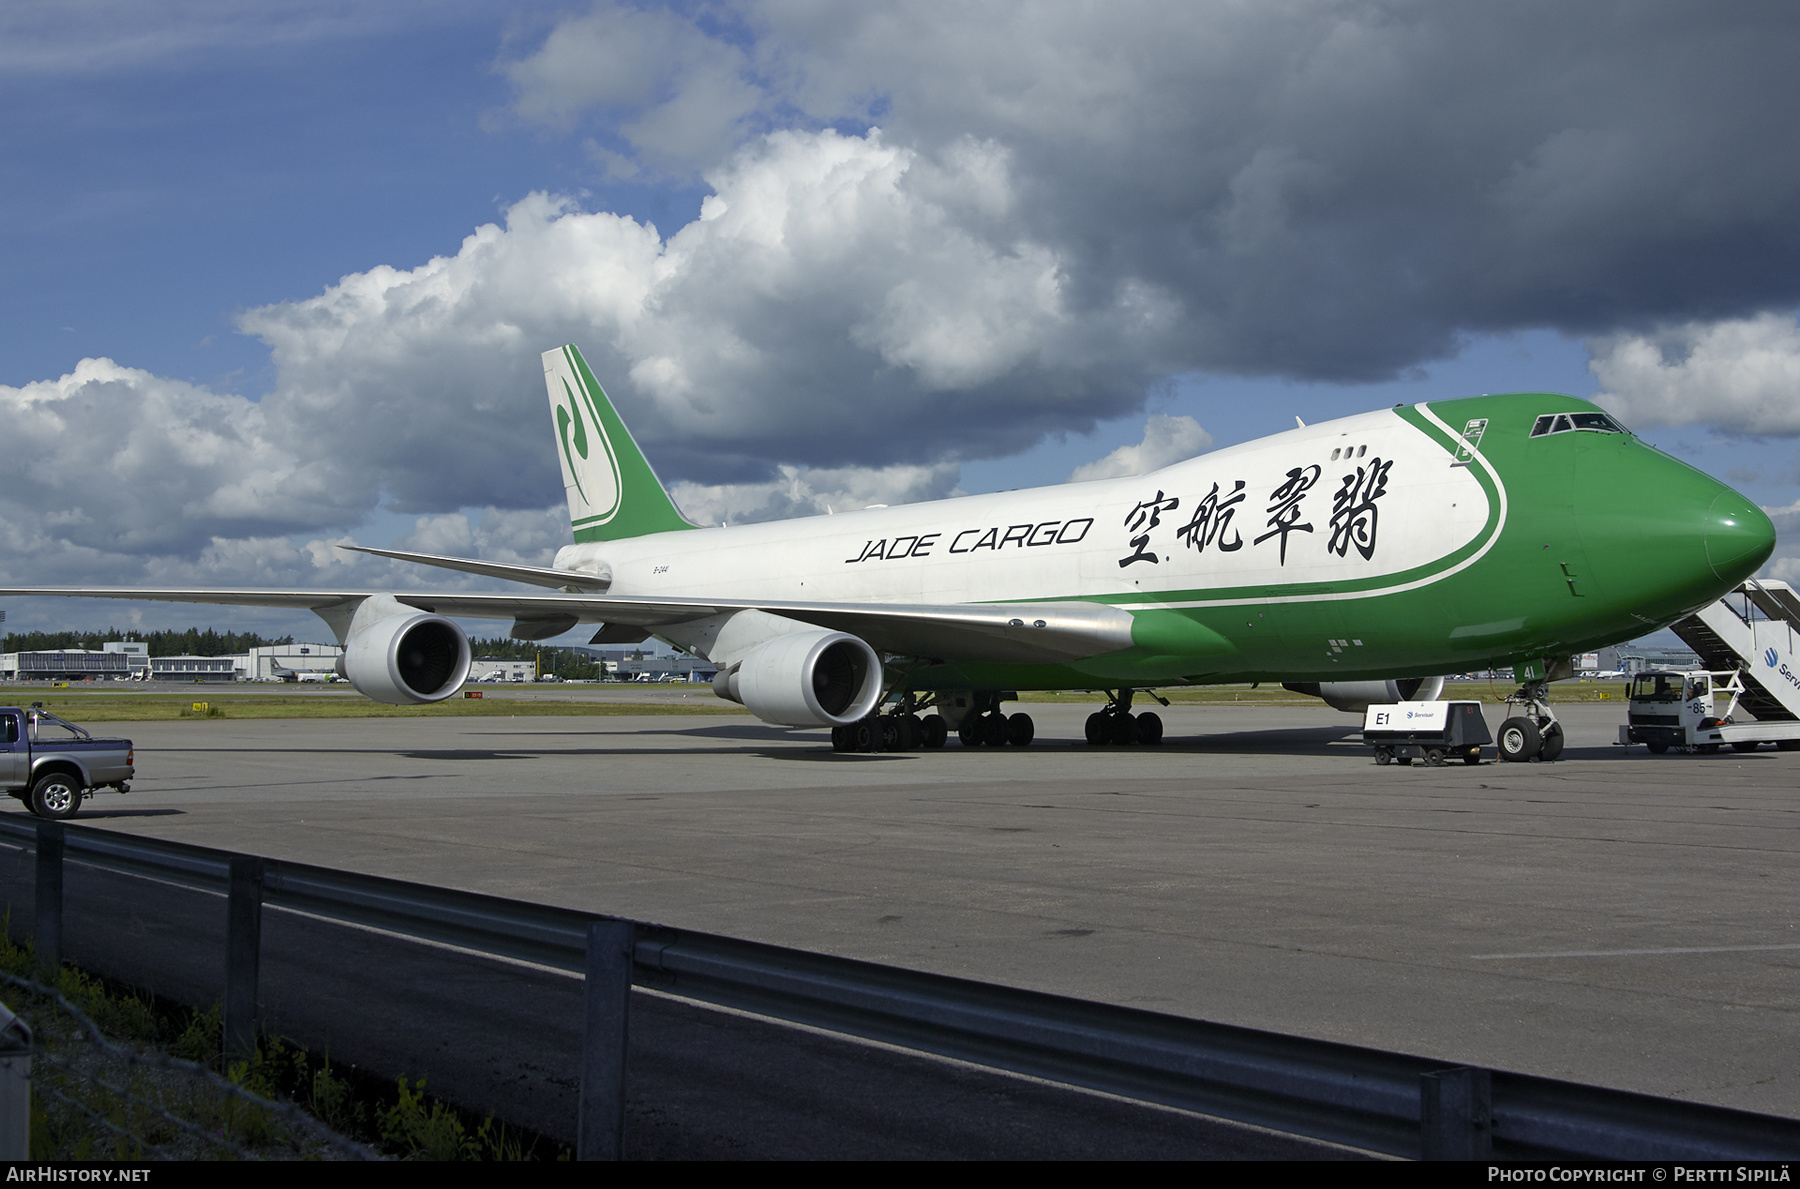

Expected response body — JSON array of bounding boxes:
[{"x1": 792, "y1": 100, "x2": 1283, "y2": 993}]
[{"x1": 1620, "y1": 670, "x2": 1800, "y2": 754}]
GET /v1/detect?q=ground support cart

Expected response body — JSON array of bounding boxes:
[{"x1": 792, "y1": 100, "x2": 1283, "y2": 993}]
[{"x1": 1363, "y1": 701, "x2": 1492, "y2": 767}]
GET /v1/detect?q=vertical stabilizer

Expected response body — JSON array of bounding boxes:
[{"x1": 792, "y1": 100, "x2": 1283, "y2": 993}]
[{"x1": 543, "y1": 345, "x2": 695, "y2": 542}]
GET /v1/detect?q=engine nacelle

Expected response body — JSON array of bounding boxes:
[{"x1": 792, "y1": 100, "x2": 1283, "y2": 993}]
[
  {"x1": 343, "y1": 611, "x2": 472, "y2": 704},
  {"x1": 712, "y1": 630, "x2": 883, "y2": 727},
  {"x1": 1284, "y1": 676, "x2": 1446, "y2": 713}
]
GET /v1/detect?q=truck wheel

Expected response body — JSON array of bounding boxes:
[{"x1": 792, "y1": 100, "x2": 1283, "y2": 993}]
[
  {"x1": 1646, "y1": 741, "x2": 1670, "y2": 754},
  {"x1": 1373, "y1": 748, "x2": 1392, "y2": 766},
  {"x1": 1731, "y1": 740, "x2": 1760, "y2": 753},
  {"x1": 29, "y1": 772, "x2": 82, "y2": 820},
  {"x1": 1777, "y1": 739, "x2": 1800, "y2": 752},
  {"x1": 1424, "y1": 748, "x2": 1446, "y2": 767},
  {"x1": 1539, "y1": 724, "x2": 1565, "y2": 762},
  {"x1": 1463, "y1": 747, "x2": 1482, "y2": 766},
  {"x1": 1497, "y1": 716, "x2": 1540, "y2": 763}
]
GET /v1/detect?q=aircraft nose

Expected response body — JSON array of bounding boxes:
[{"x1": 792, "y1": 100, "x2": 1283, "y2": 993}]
[{"x1": 1705, "y1": 489, "x2": 1776, "y2": 583}]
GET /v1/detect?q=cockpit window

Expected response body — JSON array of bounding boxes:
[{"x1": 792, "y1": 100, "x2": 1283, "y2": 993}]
[{"x1": 1530, "y1": 411, "x2": 1627, "y2": 438}]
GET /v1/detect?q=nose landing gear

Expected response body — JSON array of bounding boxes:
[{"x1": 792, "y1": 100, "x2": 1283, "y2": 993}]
[
  {"x1": 1084, "y1": 689, "x2": 1165, "y2": 746},
  {"x1": 1497, "y1": 676, "x2": 1563, "y2": 763}
]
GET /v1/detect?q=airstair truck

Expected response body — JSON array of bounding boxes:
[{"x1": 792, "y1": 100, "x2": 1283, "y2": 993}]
[{"x1": 1620, "y1": 579, "x2": 1800, "y2": 754}]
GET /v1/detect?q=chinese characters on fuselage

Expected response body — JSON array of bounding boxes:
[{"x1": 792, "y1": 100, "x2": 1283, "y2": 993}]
[{"x1": 1119, "y1": 459, "x2": 1392, "y2": 568}]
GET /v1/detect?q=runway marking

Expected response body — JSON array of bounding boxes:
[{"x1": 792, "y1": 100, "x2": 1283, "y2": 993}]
[{"x1": 1473, "y1": 943, "x2": 1800, "y2": 960}]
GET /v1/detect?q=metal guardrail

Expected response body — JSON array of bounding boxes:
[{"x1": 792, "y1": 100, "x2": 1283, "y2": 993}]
[{"x1": 2, "y1": 816, "x2": 1797, "y2": 1161}]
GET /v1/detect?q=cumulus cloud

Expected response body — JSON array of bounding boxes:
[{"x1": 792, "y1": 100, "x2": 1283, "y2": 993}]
[
  {"x1": 499, "y1": 1, "x2": 761, "y2": 174},
  {"x1": 0, "y1": 358, "x2": 353, "y2": 569},
  {"x1": 1589, "y1": 314, "x2": 1800, "y2": 436},
  {"x1": 236, "y1": 128, "x2": 1160, "y2": 510},
  {"x1": 504, "y1": 1, "x2": 1800, "y2": 383},
  {"x1": 1068, "y1": 414, "x2": 1213, "y2": 482}
]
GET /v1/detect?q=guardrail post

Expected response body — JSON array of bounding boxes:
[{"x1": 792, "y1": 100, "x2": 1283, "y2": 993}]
[
  {"x1": 33, "y1": 822, "x2": 63, "y2": 976},
  {"x1": 1421, "y1": 1066, "x2": 1492, "y2": 1160},
  {"x1": 576, "y1": 919, "x2": 633, "y2": 1161},
  {"x1": 224, "y1": 856, "x2": 264, "y2": 1063}
]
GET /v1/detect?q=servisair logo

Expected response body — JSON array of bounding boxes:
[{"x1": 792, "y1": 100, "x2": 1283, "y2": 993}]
[
  {"x1": 547, "y1": 351, "x2": 622, "y2": 527},
  {"x1": 1768, "y1": 647, "x2": 1781, "y2": 668}
]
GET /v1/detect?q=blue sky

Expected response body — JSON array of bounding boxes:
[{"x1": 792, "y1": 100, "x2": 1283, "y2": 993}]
[{"x1": 3, "y1": 2, "x2": 1799, "y2": 647}]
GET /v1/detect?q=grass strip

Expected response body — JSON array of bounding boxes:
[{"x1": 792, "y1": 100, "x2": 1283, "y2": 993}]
[{"x1": 0, "y1": 690, "x2": 747, "y2": 723}]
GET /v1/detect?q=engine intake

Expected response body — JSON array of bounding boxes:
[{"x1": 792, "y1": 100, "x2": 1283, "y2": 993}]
[
  {"x1": 713, "y1": 630, "x2": 883, "y2": 727},
  {"x1": 1284, "y1": 676, "x2": 1446, "y2": 713},
  {"x1": 343, "y1": 611, "x2": 472, "y2": 704}
]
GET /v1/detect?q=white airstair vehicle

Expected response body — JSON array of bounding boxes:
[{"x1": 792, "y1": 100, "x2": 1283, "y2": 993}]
[{"x1": 1620, "y1": 579, "x2": 1800, "y2": 754}]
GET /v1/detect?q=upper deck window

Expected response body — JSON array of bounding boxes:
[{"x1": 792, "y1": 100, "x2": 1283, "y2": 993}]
[{"x1": 1530, "y1": 411, "x2": 1627, "y2": 438}]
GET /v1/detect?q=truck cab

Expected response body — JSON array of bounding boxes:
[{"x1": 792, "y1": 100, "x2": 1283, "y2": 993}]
[{"x1": 1623, "y1": 670, "x2": 1800, "y2": 754}]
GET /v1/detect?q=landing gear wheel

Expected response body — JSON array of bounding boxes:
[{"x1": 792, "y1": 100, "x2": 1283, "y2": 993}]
[
  {"x1": 1085, "y1": 713, "x2": 1107, "y2": 746},
  {"x1": 831, "y1": 725, "x2": 850, "y2": 752},
  {"x1": 897, "y1": 715, "x2": 921, "y2": 750},
  {"x1": 1109, "y1": 714, "x2": 1137, "y2": 746},
  {"x1": 982, "y1": 712, "x2": 1009, "y2": 747},
  {"x1": 1539, "y1": 724, "x2": 1565, "y2": 763},
  {"x1": 855, "y1": 718, "x2": 880, "y2": 752},
  {"x1": 1646, "y1": 741, "x2": 1670, "y2": 755},
  {"x1": 29, "y1": 772, "x2": 82, "y2": 820},
  {"x1": 922, "y1": 715, "x2": 948, "y2": 749},
  {"x1": 1498, "y1": 716, "x2": 1541, "y2": 763},
  {"x1": 1731, "y1": 740, "x2": 1761, "y2": 753},
  {"x1": 959, "y1": 716, "x2": 984, "y2": 747},
  {"x1": 1134, "y1": 712, "x2": 1163, "y2": 746},
  {"x1": 1006, "y1": 713, "x2": 1035, "y2": 747}
]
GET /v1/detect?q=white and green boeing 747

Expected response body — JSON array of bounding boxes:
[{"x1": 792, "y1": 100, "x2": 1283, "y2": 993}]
[{"x1": 3, "y1": 345, "x2": 1776, "y2": 761}]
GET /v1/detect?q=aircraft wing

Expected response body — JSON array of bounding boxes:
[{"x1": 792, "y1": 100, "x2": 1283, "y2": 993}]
[{"x1": 0, "y1": 586, "x2": 1136, "y2": 664}]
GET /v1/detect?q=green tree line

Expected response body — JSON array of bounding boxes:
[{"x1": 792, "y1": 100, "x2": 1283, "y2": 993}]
[
  {"x1": 1, "y1": 629, "x2": 295, "y2": 657},
  {"x1": 468, "y1": 638, "x2": 607, "y2": 680}
]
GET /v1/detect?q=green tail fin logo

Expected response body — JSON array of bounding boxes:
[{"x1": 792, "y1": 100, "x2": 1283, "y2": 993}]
[{"x1": 542, "y1": 346, "x2": 695, "y2": 542}]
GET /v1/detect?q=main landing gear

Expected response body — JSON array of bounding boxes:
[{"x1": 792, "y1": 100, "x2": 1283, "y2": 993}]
[
  {"x1": 830, "y1": 711, "x2": 949, "y2": 752},
  {"x1": 949, "y1": 690, "x2": 1036, "y2": 748},
  {"x1": 1084, "y1": 689, "x2": 1164, "y2": 746},
  {"x1": 1496, "y1": 676, "x2": 1564, "y2": 763},
  {"x1": 830, "y1": 691, "x2": 1039, "y2": 752}
]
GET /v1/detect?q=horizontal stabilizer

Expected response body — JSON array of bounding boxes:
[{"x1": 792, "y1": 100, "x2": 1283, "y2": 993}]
[{"x1": 338, "y1": 545, "x2": 610, "y2": 591}]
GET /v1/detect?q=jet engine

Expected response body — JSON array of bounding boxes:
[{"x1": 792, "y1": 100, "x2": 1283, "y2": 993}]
[
  {"x1": 712, "y1": 630, "x2": 883, "y2": 727},
  {"x1": 1283, "y1": 676, "x2": 1446, "y2": 713},
  {"x1": 342, "y1": 610, "x2": 472, "y2": 704}
]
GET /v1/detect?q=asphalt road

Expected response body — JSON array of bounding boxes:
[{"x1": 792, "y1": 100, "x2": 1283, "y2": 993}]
[{"x1": 6, "y1": 698, "x2": 1796, "y2": 1155}]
